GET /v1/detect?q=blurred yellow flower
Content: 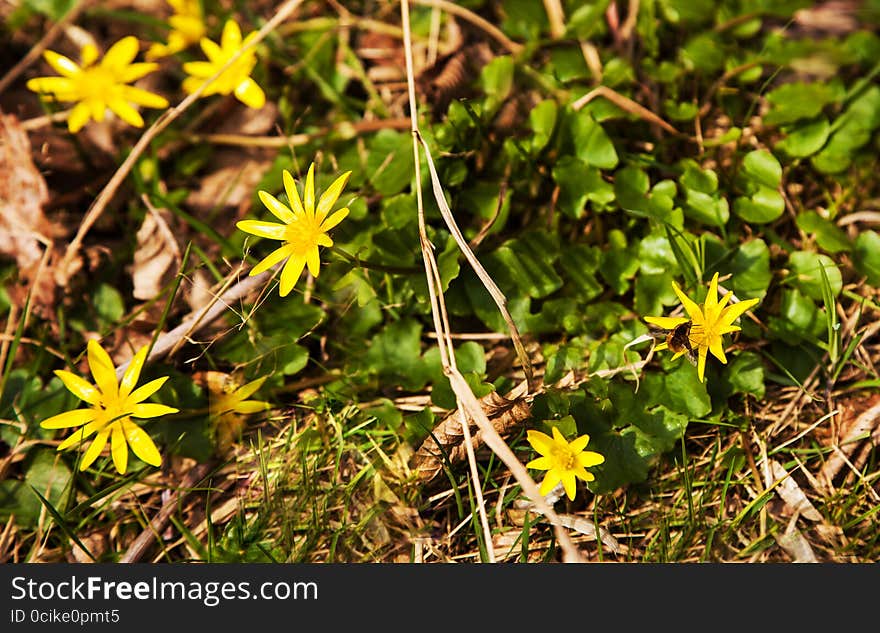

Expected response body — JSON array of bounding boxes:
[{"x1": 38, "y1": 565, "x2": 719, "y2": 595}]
[
  {"x1": 237, "y1": 163, "x2": 351, "y2": 296},
  {"x1": 26, "y1": 36, "x2": 169, "y2": 133},
  {"x1": 526, "y1": 426, "x2": 604, "y2": 501},
  {"x1": 146, "y1": 0, "x2": 207, "y2": 60},
  {"x1": 40, "y1": 340, "x2": 178, "y2": 474},
  {"x1": 182, "y1": 18, "x2": 265, "y2": 109},
  {"x1": 207, "y1": 373, "x2": 270, "y2": 452},
  {"x1": 644, "y1": 272, "x2": 760, "y2": 382}
]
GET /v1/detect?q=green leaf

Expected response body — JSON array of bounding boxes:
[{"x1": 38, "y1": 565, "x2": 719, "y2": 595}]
[
  {"x1": 94, "y1": 283, "x2": 125, "y2": 324},
  {"x1": 742, "y1": 150, "x2": 782, "y2": 188},
  {"x1": 480, "y1": 56, "x2": 515, "y2": 116},
  {"x1": 492, "y1": 232, "x2": 563, "y2": 298},
  {"x1": 775, "y1": 117, "x2": 831, "y2": 158},
  {"x1": 853, "y1": 230, "x2": 880, "y2": 285},
  {"x1": 558, "y1": 245, "x2": 603, "y2": 301},
  {"x1": 552, "y1": 158, "x2": 615, "y2": 218},
  {"x1": 365, "y1": 318, "x2": 430, "y2": 391},
  {"x1": 0, "y1": 448, "x2": 72, "y2": 527},
  {"x1": 572, "y1": 111, "x2": 619, "y2": 169},
  {"x1": 734, "y1": 185, "x2": 784, "y2": 224},
  {"x1": 788, "y1": 250, "x2": 842, "y2": 300},
  {"x1": 723, "y1": 352, "x2": 766, "y2": 398},
  {"x1": 529, "y1": 99, "x2": 559, "y2": 153},
  {"x1": 729, "y1": 239, "x2": 771, "y2": 299},
  {"x1": 765, "y1": 81, "x2": 838, "y2": 126},
  {"x1": 367, "y1": 130, "x2": 414, "y2": 196},
  {"x1": 614, "y1": 166, "x2": 650, "y2": 211},
  {"x1": 796, "y1": 211, "x2": 852, "y2": 253}
]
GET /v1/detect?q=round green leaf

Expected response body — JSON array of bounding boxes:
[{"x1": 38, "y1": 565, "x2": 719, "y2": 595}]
[{"x1": 788, "y1": 250, "x2": 842, "y2": 300}]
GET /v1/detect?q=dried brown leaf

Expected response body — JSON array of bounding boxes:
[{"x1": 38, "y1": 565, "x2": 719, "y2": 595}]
[
  {"x1": 410, "y1": 389, "x2": 531, "y2": 483},
  {"x1": 0, "y1": 111, "x2": 51, "y2": 272},
  {"x1": 131, "y1": 202, "x2": 181, "y2": 301}
]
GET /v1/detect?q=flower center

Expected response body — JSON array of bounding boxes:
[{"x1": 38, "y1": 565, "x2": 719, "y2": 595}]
[
  {"x1": 284, "y1": 216, "x2": 324, "y2": 255},
  {"x1": 552, "y1": 445, "x2": 577, "y2": 471},
  {"x1": 77, "y1": 65, "x2": 120, "y2": 101}
]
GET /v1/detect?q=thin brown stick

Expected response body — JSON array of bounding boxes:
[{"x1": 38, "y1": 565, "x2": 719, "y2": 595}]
[
  {"x1": 402, "y1": 0, "x2": 583, "y2": 563},
  {"x1": 55, "y1": 0, "x2": 307, "y2": 288},
  {"x1": 542, "y1": 0, "x2": 566, "y2": 39},
  {"x1": 571, "y1": 85, "x2": 679, "y2": 135},
  {"x1": 119, "y1": 461, "x2": 217, "y2": 563},
  {"x1": 0, "y1": 0, "x2": 91, "y2": 95},
  {"x1": 411, "y1": 0, "x2": 523, "y2": 55},
  {"x1": 184, "y1": 117, "x2": 411, "y2": 147}
]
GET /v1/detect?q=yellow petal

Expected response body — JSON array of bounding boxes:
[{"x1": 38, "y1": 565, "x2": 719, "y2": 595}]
[
  {"x1": 709, "y1": 337, "x2": 727, "y2": 364},
  {"x1": 131, "y1": 403, "x2": 179, "y2": 418},
  {"x1": 539, "y1": 470, "x2": 561, "y2": 496},
  {"x1": 42, "y1": 50, "x2": 81, "y2": 77},
  {"x1": 526, "y1": 429, "x2": 554, "y2": 456},
  {"x1": 568, "y1": 434, "x2": 591, "y2": 453},
  {"x1": 234, "y1": 376, "x2": 268, "y2": 401},
  {"x1": 550, "y1": 425, "x2": 567, "y2": 445},
  {"x1": 199, "y1": 38, "x2": 223, "y2": 63},
  {"x1": 87, "y1": 340, "x2": 118, "y2": 399},
  {"x1": 127, "y1": 376, "x2": 169, "y2": 405},
  {"x1": 315, "y1": 171, "x2": 352, "y2": 223},
  {"x1": 41, "y1": 408, "x2": 95, "y2": 429},
  {"x1": 238, "y1": 218, "x2": 288, "y2": 241},
  {"x1": 221, "y1": 19, "x2": 242, "y2": 51},
  {"x1": 704, "y1": 272, "x2": 720, "y2": 313},
  {"x1": 80, "y1": 44, "x2": 99, "y2": 67},
  {"x1": 303, "y1": 163, "x2": 316, "y2": 216},
  {"x1": 526, "y1": 455, "x2": 553, "y2": 470},
  {"x1": 578, "y1": 450, "x2": 605, "y2": 468},
  {"x1": 719, "y1": 297, "x2": 760, "y2": 328},
  {"x1": 119, "y1": 346, "x2": 147, "y2": 401},
  {"x1": 121, "y1": 86, "x2": 169, "y2": 109},
  {"x1": 109, "y1": 99, "x2": 145, "y2": 128},
  {"x1": 79, "y1": 429, "x2": 110, "y2": 471},
  {"x1": 250, "y1": 244, "x2": 294, "y2": 276},
  {"x1": 233, "y1": 400, "x2": 270, "y2": 414},
  {"x1": 54, "y1": 369, "x2": 101, "y2": 405},
  {"x1": 26, "y1": 76, "x2": 76, "y2": 96},
  {"x1": 119, "y1": 62, "x2": 159, "y2": 84},
  {"x1": 279, "y1": 253, "x2": 306, "y2": 296},
  {"x1": 697, "y1": 347, "x2": 707, "y2": 383},
  {"x1": 57, "y1": 419, "x2": 103, "y2": 451},
  {"x1": 320, "y1": 207, "x2": 349, "y2": 232},
  {"x1": 234, "y1": 77, "x2": 265, "y2": 110},
  {"x1": 560, "y1": 472, "x2": 577, "y2": 500},
  {"x1": 257, "y1": 191, "x2": 295, "y2": 224},
  {"x1": 305, "y1": 246, "x2": 321, "y2": 277},
  {"x1": 111, "y1": 424, "x2": 128, "y2": 474},
  {"x1": 654, "y1": 341, "x2": 669, "y2": 351},
  {"x1": 644, "y1": 315, "x2": 690, "y2": 329},
  {"x1": 67, "y1": 101, "x2": 92, "y2": 132},
  {"x1": 182, "y1": 60, "x2": 216, "y2": 78},
  {"x1": 122, "y1": 420, "x2": 162, "y2": 467},
  {"x1": 102, "y1": 36, "x2": 139, "y2": 70},
  {"x1": 283, "y1": 170, "x2": 306, "y2": 217},
  {"x1": 316, "y1": 233, "x2": 333, "y2": 248},
  {"x1": 671, "y1": 281, "x2": 705, "y2": 323}
]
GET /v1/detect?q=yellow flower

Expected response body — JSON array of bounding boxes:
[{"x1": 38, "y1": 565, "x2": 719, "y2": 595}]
[
  {"x1": 40, "y1": 340, "x2": 179, "y2": 474},
  {"x1": 146, "y1": 0, "x2": 207, "y2": 60},
  {"x1": 182, "y1": 19, "x2": 265, "y2": 109},
  {"x1": 526, "y1": 426, "x2": 605, "y2": 501},
  {"x1": 207, "y1": 373, "x2": 270, "y2": 451},
  {"x1": 644, "y1": 272, "x2": 761, "y2": 382},
  {"x1": 26, "y1": 36, "x2": 169, "y2": 133},
  {"x1": 237, "y1": 163, "x2": 351, "y2": 296}
]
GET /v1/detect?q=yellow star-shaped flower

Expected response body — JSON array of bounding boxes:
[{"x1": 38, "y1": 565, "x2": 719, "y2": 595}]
[
  {"x1": 40, "y1": 340, "x2": 178, "y2": 474},
  {"x1": 146, "y1": 0, "x2": 207, "y2": 60},
  {"x1": 526, "y1": 426, "x2": 605, "y2": 501},
  {"x1": 182, "y1": 18, "x2": 265, "y2": 109},
  {"x1": 26, "y1": 36, "x2": 169, "y2": 133},
  {"x1": 207, "y1": 373, "x2": 270, "y2": 452},
  {"x1": 644, "y1": 272, "x2": 761, "y2": 382},
  {"x1": 236, "y1": 162, "x2": 351, "y2": 296}
]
